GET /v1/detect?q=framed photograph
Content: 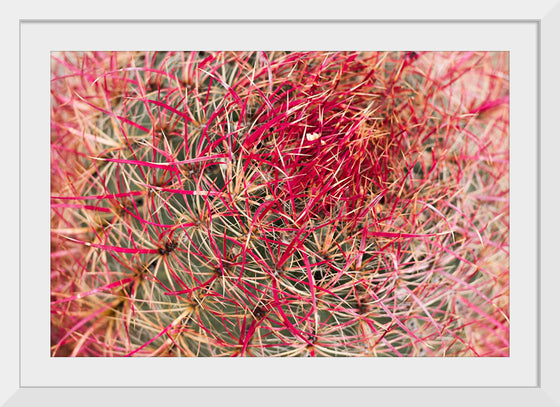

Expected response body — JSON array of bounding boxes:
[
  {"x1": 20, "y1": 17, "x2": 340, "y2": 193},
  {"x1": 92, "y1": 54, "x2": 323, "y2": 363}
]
[{"x1": 4, "y1": 0, "x2": 558, "y2": 405}]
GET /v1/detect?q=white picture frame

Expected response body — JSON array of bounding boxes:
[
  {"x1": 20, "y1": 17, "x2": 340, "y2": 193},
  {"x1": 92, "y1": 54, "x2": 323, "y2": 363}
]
[{"x1": 3, "y1": 0, "x2": 558, "y2": 405}]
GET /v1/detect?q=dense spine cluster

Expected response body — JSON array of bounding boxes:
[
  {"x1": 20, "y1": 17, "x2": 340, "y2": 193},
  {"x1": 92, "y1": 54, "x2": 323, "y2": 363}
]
[{"x1": 51, "y1": 51, "x2": 509, "y2": 357}]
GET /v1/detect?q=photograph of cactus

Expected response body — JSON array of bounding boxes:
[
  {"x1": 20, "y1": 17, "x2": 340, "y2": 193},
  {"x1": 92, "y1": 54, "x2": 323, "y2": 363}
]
[{"x1": 51, "y1": 51, "x2": 509, "y2": 357}]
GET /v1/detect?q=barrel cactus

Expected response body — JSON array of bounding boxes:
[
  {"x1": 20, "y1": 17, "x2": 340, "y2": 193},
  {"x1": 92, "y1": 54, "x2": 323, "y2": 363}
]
[{"x1": 51, "y1": 51, "x2": 509, "y2": 357}]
